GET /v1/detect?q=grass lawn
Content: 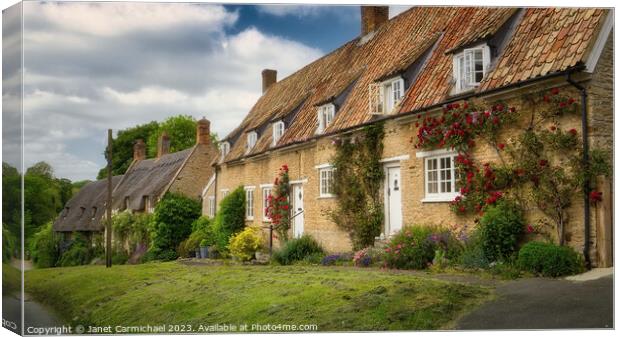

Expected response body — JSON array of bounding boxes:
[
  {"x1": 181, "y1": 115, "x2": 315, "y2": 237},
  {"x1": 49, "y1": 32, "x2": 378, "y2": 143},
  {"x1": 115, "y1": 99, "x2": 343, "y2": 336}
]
[{"x1": 25, "y1": 262, "x2": 491, "y2": 331}]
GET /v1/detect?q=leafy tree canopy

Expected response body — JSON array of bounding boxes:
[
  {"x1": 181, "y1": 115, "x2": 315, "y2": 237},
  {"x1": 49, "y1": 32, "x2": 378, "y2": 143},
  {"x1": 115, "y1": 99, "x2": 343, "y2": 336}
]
[{"x1": 147, "y1": 115, "x2": 196, "y2": 157}]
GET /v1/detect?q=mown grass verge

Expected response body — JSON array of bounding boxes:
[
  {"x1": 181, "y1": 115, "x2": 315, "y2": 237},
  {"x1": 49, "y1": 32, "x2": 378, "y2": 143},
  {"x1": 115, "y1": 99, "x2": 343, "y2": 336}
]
[{"x1": 26, "y1": 262, "x2": 491, "y2": 331}]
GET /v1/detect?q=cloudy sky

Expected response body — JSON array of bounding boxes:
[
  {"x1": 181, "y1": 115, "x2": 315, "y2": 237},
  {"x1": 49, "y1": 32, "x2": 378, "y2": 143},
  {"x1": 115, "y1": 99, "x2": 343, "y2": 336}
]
[{"x1": 3, "y1": 2, "x2": 411, "y2": 181}]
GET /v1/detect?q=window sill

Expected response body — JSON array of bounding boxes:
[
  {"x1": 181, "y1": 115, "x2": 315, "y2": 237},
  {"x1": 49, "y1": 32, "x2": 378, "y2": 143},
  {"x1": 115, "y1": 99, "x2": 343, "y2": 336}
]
[
  {"x1": 318, "y1": 194, "x2": 336, "y2": 199},
  {"x1": 421, "y1": 195, "x2": 458, "y2": 203},
  {"x1": 245, "y1": 217, "x2": 254, "y2": 221}
]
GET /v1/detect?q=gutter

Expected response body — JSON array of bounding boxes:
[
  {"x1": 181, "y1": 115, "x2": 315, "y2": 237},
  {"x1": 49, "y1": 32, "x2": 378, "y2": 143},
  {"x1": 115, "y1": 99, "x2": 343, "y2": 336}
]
[
  {"x1": 565, "y1": 71, "x2": 591, "y2": 269},
  {"x1": 225, "y1": 65, "x2": 586, "y2": 165}
]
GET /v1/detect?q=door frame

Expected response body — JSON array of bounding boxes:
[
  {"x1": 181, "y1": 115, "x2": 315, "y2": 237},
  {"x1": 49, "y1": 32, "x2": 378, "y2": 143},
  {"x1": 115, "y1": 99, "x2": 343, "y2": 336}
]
[
  {"x1": 383, "y1": 161, "x2": 403, "y2": 236},
  {"x1": 290, "y1": 182, "x2": 305, "y2": 238}
]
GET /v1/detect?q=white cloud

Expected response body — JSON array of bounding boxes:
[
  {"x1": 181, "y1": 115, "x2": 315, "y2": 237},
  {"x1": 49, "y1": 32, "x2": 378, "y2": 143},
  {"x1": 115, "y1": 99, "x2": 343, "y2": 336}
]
[
  {"x1": 19, "y1": 3, "x2": 324, "y2": 180},
  {"x1": 26, "y1": 2, "x2": 238, "y2": 37}
]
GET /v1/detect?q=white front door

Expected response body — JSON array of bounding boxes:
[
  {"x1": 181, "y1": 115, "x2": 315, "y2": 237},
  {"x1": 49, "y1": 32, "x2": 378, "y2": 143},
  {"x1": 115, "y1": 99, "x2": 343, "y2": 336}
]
[
  {"x1": 385, "y1": 165, "x2": 403, "y2": 235},
  {"x1": 291, "y1": 184, "x2": 304, "y2": 238}
]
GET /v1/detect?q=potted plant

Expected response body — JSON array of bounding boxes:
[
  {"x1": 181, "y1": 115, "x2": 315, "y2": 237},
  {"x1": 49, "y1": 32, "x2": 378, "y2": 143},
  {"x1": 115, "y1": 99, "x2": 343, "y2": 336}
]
[{"x1": 199, "y1": 239, "x2": 209, "y2": 259}]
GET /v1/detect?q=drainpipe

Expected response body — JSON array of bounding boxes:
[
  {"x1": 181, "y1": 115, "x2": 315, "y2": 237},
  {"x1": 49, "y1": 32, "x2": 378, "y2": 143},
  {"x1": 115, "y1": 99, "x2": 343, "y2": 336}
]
[{"x1": 565, "y1": 72, "x2": 591, "y2": 269}]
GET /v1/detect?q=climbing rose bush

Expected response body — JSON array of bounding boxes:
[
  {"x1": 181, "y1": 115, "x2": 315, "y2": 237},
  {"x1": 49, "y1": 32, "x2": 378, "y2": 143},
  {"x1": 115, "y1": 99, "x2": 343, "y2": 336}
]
[{"x1": 266, "y1": 164, "x2": 291, "y2": 241}]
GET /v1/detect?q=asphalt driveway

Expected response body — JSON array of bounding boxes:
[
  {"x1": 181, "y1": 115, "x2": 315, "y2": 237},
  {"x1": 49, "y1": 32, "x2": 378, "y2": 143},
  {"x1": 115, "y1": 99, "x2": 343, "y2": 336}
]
[{"x1": 456, "y1": 273, "x2": 613, "y2": 329}]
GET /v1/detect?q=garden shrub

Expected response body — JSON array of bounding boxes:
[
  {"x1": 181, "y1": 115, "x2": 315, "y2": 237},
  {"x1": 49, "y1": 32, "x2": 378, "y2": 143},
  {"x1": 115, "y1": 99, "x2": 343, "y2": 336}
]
[
  {"x1": 212, "y1": 187, "x2": 246, "y2": 251},
  {"x1": 112, "y1": 211, "x2": 152, "y2": 254},
  {"x1": 29, "y1": 222, "x2": 60, "y2": 268},
  {"x1": 384, "y1": 226, "x2": 461, "y2": 270},
  {"x1": 272, "y1": 235, "x2": 324, "y2": 265},
  {"x1": 384, "y1": 226, "x2": 435, "y2": 270},
  {"x1": 321, "y1": 252, "x2": 353, "y2": 266},
  {"x1": 229, "y1": 227, "x2": 263, "y2": 262},
  {"x1": 479, "y1": 200, "x2": 524, "y2": 261},
  {"x1": 111, "y1": 250, "x2": 129, "y2": 265},
  {"x1": 58, "y1": 234, "x2": 93, "y2": 267},
  {"x1": 179, "y1": 216, "x2": 215, "y2": 257},
  {"x1": 517, "y1": 241, "x2": 584, "y2": 277},
  {"x1": 147, "y1": 193, "x2": 201, "y2": 261},
  {"x1": 458, "y1": 234, "x2": 490, "y2": 269}
]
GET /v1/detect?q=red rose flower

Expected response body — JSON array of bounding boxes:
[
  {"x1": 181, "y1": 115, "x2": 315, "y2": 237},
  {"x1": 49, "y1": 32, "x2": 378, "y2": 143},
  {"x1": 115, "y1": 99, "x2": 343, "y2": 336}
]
[
  {"x1": 498, "y1": 143, "x2": 505, "y2": 150},
  {"x1": 526, "y1": 224, "x2": 534, "y2": 233},
  {"x1": 568, "y1": 128, "x2": 577, "y2": 136},
  {"x1": 568, "y1": 97, "x2": 576, "y2": 105},
  {"x1": 590, "y1": 191, "x2": 603, "y2": 203},
  {"x1": 543, "y1": 95, "x2": 550, "y2": 102},
  {"x1": 549, "y1": 125, "x2": 557, "y2": 131},
  {"x1": 551, "y1": 87, "x2": 560, "y2": 95},
  {"x1": 539, "y1": 159, "x2": 548, "y2": 167}
]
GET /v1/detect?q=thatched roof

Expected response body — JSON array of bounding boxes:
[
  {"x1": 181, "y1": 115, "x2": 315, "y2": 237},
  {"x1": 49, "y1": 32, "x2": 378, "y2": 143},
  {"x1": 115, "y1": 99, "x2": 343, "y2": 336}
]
[
  {"x1": 111, "y1": 147, "x2": 194, "y2": 211},
  {"x1": 53, "y1": 175, "x2": 123, "y2": 232}
]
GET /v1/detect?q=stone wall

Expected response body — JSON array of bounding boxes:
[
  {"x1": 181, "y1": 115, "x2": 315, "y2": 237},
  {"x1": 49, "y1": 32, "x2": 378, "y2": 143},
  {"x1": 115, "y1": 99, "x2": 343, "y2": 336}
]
[
  {"x1": 169, "y1": 142, "x2": 219, "y2": 200},
  {"x1": 206, "y1": 51, "x2": 613, "y2": 265}
]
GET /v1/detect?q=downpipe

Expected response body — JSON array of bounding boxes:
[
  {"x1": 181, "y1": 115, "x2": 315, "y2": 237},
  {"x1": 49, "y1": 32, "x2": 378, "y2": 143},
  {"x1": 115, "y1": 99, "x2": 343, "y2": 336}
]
[{"x1": 565, "y1": 72, "x2": 591, "y2": 269}]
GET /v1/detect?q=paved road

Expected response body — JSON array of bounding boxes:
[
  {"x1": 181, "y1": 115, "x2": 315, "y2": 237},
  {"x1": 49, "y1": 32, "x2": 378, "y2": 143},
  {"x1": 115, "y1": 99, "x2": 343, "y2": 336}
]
[{"x1": 456, "y1": 275, "x2": 613, "y2": 329}]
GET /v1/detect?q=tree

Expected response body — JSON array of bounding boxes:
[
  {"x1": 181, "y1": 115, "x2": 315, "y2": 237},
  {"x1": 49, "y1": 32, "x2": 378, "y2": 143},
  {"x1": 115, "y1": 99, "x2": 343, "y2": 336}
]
[
  {"x1": 148, "y1": 193, "x2": 201, "y2": 260},
  {"x1": 26, "y1": 161, "x2": 54, "y2": 178},
  {"x1": 96, "y1": 121, "x2": 159, "y2": 179},
  {"x1": 147, "y1": 115, "x2": 196, "y2": 156}
]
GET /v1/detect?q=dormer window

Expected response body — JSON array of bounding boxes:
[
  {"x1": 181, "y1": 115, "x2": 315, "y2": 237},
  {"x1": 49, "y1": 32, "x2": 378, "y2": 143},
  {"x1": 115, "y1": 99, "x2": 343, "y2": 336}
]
[
  {"x1": 62, "y1": 207, "x2": 69, "y2": 219},
  {"x1": 316, "y1": 103, "x2": 335, "y2": 134},
  {"x1": 143, "y1": 196, "x2": 152, "y2": 213},
  {"x1": 246, "y1": 131, "x2": 257, "y2": 154},
  {"x1": 369, "y1": 76, "x2": 405, "y2": 115},
  {"x1": 272, "y1": 121, "x2": 285, "y2": 146},
  {"x1": 91, "y1": 207, "x2": 97, "y2": 220},
  {"x1": 124, "y1": 197, "x2": 130, "y2": 210},
  {"x1": 220, "y1": 141, "x2": 230, "y2": 161},
  {"x1": 453, "y1": 44, "x2": 490, "y2": 94},
  {"x1": 79, "y1": 207, "x2": 86, "y2": 218}
]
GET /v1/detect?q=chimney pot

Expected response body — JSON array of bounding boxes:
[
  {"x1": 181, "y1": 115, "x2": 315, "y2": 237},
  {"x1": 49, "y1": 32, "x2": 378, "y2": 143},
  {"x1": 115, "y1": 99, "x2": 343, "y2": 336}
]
[
  {"x1": 133, "y1": 139, "x2": 146, "y2": 161},
  {"x1": 361, "y1": 6, "x2": 389, "y2": 36},
  {"x1": 262, "y1": 69, "x2": 277, "y2": 93},
  {"x1": 157, "y1": 132, "x2": 170, "y2": 158},
  {"x1": 196, "y1": 117, "x2": 211, "y2": 145}
]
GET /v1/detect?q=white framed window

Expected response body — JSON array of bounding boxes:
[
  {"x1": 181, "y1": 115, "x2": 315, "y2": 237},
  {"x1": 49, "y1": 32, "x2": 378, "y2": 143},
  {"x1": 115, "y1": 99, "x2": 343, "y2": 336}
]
[
  {"x1": 221, "y1": 189, "x2": 229, "y2": 199},
  {"x1": 220, "y1": 141, "x2": 230, "y2": 161},
  {"x1": 319, "y1": 167, "x2": 335, "y2": 198},
  {"x1": 418, "y1": 151, "x2": 459, "y2": 202},
  {"x1": 207, "y1": 196, "x2": 215, "y2": 217},
  {"x1": 246, "y1": 132, "x2": 257, "y2": 154},
  {"x1": 453, "y1": 44, "x2": 491, "y2": 93},
  {"x1": 369, "y1": 76, "x2": 405, "y2": 115},
  {"x1": 316, "y1": 103, "x2": 335, "y2": 134},
  {"x1": 272, "y1": 121, "x2": 285, "y2": 146},
  {"x1": 261, "y1": 186, "x2": 273, "y2": 221},
  {"x1": 245, "y1": 187, "x2": 255, "y2": 220}
]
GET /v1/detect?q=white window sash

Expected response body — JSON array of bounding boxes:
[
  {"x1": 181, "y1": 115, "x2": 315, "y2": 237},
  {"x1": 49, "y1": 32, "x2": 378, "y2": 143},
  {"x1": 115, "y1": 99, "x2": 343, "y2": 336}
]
[
  {"x1": 318, "y1": 167, "x2": 335, "y2": 198},
  {"x1": 262, "y1": 187, "x2": 272, "y2": 221},
  {"x1": 245, "y1": 188, "x2": 255, "y2": 219},
  {"x1": 423, "y1": 153, "x2": 459, "y2": 202}
]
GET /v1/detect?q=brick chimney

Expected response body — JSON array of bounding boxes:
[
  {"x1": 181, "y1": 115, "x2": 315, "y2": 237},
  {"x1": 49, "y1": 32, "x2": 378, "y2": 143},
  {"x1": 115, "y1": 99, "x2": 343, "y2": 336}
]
[
  {"x1": 196, "y1": 117, "x2": 211, "y2": 145},
  {"x1": 262, "y1": 69, "x2": 277, "y2": 93},
  {"x1": 361, "y1": 6, "x2": 389, "y2": 36},
  {"x1": 133, "y1": 139, "x2": 146, "y2": 161},
  {"x1": 157, "y1": 132, "x2": 170, "y2": 158}
]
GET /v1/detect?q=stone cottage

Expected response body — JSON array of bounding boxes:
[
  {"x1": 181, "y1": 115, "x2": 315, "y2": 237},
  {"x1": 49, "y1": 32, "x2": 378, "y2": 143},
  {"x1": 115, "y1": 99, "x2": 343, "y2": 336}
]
[
  {"x1": 54, "y1": 118, "x2": 219, "y2": 241},
  {"x1": 112, "y1": 118, "x2": 218, "y2": 213},
  {"x1": 53, "y1": 175, "x2": 123, "y2": 241},
  {"x1": 202, "y1": 7, "x2": 613, "y2": 266}
]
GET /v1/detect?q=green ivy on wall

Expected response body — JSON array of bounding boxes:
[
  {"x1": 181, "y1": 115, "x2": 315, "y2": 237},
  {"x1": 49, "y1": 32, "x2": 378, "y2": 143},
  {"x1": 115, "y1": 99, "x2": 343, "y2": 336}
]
[{"x1": 329, "y1": 122, "x2": 385, "y2": 250}]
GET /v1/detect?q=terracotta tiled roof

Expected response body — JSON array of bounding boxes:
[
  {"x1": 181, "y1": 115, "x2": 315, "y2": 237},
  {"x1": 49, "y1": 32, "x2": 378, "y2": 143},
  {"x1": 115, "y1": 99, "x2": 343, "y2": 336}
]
[{"x1": 222, "y1": 7, "x2": 608, "y2": 163}]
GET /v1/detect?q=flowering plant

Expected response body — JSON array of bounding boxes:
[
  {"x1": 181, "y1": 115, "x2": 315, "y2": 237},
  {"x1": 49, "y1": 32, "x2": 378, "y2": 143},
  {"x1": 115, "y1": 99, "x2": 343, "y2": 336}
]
[
  {"x1": 352, "y1": 247, "x2": 372, "y2": 267},
  {"x1": 266, "y1": 164, "x2": 291, "y2": 241}
]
